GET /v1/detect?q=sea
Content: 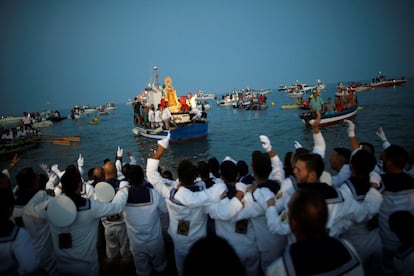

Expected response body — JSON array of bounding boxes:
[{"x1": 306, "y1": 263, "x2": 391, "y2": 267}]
[{"x1": 2, "y1": 81, "x2": 414, "y2": 182}]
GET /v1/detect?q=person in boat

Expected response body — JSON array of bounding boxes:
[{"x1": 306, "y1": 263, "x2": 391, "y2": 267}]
[
  {"x1": 179, "y1": 96, "x2": 190, "y2": 112},
  {"x1": 160, "y1": 104, "x2": 172, "y2": 129},
  {"x1": 148, "y1": 104, "x2": 155, "y2": 128},
  {"x1": 335, "y1": 95, "x2": 344, "y2": 112},
  {"x1": 1, "y1": 129, "x2": 14, "y2": 141},
  {"x1": 324, "y1": 97, "x2": 335, "y2": 116},
  {"x1": 266, "y1": 189, "x2": 364, "y2": 275},
  {"x1": 22, "y1": 112, "x2": 33, "y2": 128},
  {"x1": 187, "y1": 92, "x2": 197, "y2": 110},
  {"x1": 132, "y1": 98, "x2": 142, "y2": 125},
  {"x1": 155, "y1": 104, "x2": 162, "y2": 128},
  {"x1": 309, "y1": 89, "x2": 325, "y2": 115}
]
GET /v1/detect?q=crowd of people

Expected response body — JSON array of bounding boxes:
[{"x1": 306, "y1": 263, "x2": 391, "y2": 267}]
[{"x1": 1, "y1": 112, "x2": 414, "y2": 275}]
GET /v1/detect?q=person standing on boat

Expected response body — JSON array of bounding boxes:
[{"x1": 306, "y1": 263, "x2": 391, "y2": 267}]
[
  {"x1": 309, "y1": 89, "x2": 325, "y2": 115},
  {"x1": 155, "y1": 104, "x2": 162, "y2": 128},
  {"x1": 161, "y1": 104, "x2": 172, "y2": 129},
  {"x1": 148, "y1": 104, "x2": 155, "y2": 128},
  {"x1": 132, "y1": 98, "x2": 142, "y2": 125}
]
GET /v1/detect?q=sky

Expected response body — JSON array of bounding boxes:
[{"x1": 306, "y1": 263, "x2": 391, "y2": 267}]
[{"x1": 1, "y1": 0, "x2": 414, "y2": 115}]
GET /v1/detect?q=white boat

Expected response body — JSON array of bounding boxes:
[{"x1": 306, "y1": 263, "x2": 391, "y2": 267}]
[
  {"x1": 287, "y1": 91, "x2": 304, "y2": 98},
  {"x1": 68, "y1": 106, "x2": 86, "y2": 119},
  {"x1": 197, "y1": 92, "x2": 217, "y2": 100},
  {"x1": 0, "y1": 116, "x2": 23, "y2": 127},
  {"x1": 196, "y1": 100, "x2": 211, "y2": 111},
  {"x1": 105, "y1": 102, "x2": 117, "y2": 110},
  {"x1": 217, "y1": 91, "x2": 240, "y2": 107},
  {"x1": 126, "y1": 99, "x2": 134, "y2": 105},
  {"x1": 81, "y1": 105, "x2": 97, "y2": 114},
  {"x1": 33, "y1": 119, "x2": 53, "y2": 128}
]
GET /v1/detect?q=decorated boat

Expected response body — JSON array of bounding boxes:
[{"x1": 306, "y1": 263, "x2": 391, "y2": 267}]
[
  {"x1": 131, "y1": 66, "x2": 208, "y2": 144},
  {"x1": 300, "y1": 104, "x2": 358, "y2": 127}
]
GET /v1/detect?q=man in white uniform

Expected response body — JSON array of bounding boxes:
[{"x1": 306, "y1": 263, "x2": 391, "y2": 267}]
[{"x1": 24, "y1": 165, "x2": 128, "y2": 276}]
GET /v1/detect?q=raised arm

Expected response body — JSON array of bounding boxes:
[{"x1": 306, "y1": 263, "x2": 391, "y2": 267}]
[{"x1": 344, "y1": 119, "x2": 359, "y2": 151}]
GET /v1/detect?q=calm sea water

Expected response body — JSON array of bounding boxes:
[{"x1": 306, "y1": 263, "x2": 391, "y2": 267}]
[{"x1": 2, "y1": 81, "x2": 414, "y2": 181}]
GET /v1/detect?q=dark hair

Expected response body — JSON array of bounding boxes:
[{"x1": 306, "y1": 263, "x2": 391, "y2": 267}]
[
  {"x1": 350, "y1": 150, "x2": 377, "y2": 176},
  {"x1": 251, "y1": 150, "x2": 271, "y2": 180},
  {"x1": 208, "y1": 157, "x2": 220, "y2": 178},
  {"x1": 197, "y1": 161, "x2": 210, "y2": 179},
  {"x1": 359, "y1": 142, "x2": 375, "y2": 156},
  {"x1": 126, "y1": 165, "x2": 145, "y2": 187},
  {"x1": 15, "y1": 167, "x2": 37, "y2": 190},
  {"x1": 292, "y1": 147, "x2": 311, "y2": 164},
  {"x1": 178, "y1": 160, "x2": 197, "y2": 186},
  {"x1": 184, "y1": 235, "x2": 245, "y2": 276},
  {"x1": 61, "y1": 165, "x2": 82, "y2": 194},
  {"x1": 283, "y1": 151, "x2": 293, "y2": 177},
  {"x1": 289, "y1": 189, "x2": 328, "y2": 239},
  {"x1": 236, "y1": 160, "x2": 249, "y2": 177},
  {"x1": 161, "y1": 170, "x2": 174, "y2": 181},
  {"x1": 383, "y1": 145, "x2": 408, "y2": 170},
  {"x1": 220, "y1": 160, "x2": 237, "y2": 183},
  {"x1": 389, "y1": 210, "x2": 414, "y2": 244},
  {"x1": 333, "y1": 147, "x2": 351, "y2": 164},
  {"x1": 0, "y1": 188, "x2": 15, "y2": 219},
  {"x1": 296, "y1": 153, "x2": 325, "y2": 179}
]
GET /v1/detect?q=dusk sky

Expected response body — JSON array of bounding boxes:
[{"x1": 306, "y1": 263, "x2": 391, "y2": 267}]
[{"x1": 1, "y1": 0, "x2": 413, "y2": 115}]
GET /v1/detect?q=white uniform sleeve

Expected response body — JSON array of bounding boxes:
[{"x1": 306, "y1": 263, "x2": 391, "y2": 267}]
[
  {"x1": 2, "y1": 169, "x2": 10, "y2": 179},
  {"x1": 266, "y1": 205, "x2": 291, "y2": 235},
  {"x1": 128, "y1": 155, "x2": 137, "y2": 165},
  {"x1": 146, "y1": 158, "x2": 173, "y2": 199},
  {"x1": 207, "y1": 197, "x2": 243, "y2": 220},
  {"x1": 331, "y1": 165, "x2": 351, "y2": 188},
  {"x1": 173, "y1": 182, "x2": 226, "y2": 207},
  {"x1": 92, "y1": 187, "x2": 128, "y2": 218},
  {"x1": 312, "y1": 131, "x2": 326, "y2": 158},
  {"x1": 363, "y1": 187, "x2": 383, "y2": 217},
  {"x1": 269, "y1": 155, "x2": 285, "y2": 182},
  {"x1": 23, "y1": 190, "x2": 50, "y2": 220}
]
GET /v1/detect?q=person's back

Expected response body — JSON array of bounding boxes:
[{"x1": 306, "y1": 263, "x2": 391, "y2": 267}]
[
  {"x1": 0, "y1": 189, "x2": 39, "y2": 275},
  {"x1": 122, "y1": 164, "x2": 168, "y2": 275},
  {"x1": 146, "y1": 136, "x2": 226, "y2": 275},
  {"x1": 24, "y1": 166, "x2": 128, "y2": 276},
  {"x1": 266, "y1": 190, "x2": 364, "y2": 276},
  {"x1": 378, "y1": 145, "x2": 414, "y2": 274}
]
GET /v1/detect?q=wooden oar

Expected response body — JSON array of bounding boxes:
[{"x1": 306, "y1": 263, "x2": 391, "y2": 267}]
[
  {"x1": 30, "y1": 139, "x2": 71, "y2": 146},
  {"x1": 39, "y1": 136, "x2": 81, "y2": 142}
]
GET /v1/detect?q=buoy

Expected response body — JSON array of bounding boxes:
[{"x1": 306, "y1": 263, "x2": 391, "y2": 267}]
[{"x1": 271, "y1": 102, "x2": 275, "y2": 106}]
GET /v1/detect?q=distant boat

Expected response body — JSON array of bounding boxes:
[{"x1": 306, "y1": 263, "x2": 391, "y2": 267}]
[{"x1": 369, "y1": 72, "x2": 407, "y2": 88}]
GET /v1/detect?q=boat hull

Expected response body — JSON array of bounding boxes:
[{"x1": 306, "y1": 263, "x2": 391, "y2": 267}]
[
  {"x1": 132, "y1": 121, "x2": 208, "y2": 144},
  {"x1": 300, "y1": 105, "x2": 358, "y2": 127}
]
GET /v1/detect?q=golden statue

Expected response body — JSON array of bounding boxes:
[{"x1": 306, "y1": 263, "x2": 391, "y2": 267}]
[{"x1": 164, "y1": 76, "x2": 181, "y2": 112}]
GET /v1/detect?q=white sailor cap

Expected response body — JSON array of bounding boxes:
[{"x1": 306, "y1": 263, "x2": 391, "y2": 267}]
[
  {"x1": 94, "y1": 181, "x2": 115, "y2": 202},
  {"x1": 47, "y1": 195, "x2": 77, "y2": 227}
]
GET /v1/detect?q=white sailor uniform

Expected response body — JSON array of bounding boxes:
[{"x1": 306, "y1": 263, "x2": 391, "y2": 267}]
[{"x1": 123, "y1": 185, "x2": 169, "y2": 276}]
